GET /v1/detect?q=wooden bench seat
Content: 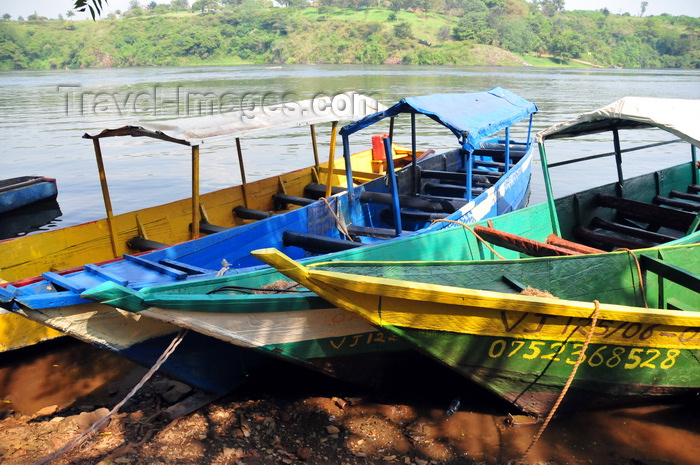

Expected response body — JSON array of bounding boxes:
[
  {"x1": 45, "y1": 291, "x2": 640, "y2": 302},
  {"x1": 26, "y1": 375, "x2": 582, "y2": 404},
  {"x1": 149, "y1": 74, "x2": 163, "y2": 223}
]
[
  {"x1": 597, "y1": 193, "x2": 696, "y2": 232},
  {"x1": 590, "y1": 217, "x2": 679, "y2": 244},
  {"x1": 572, "y1": 226, "x2": 657, "y2": 250},
  {"x1": 653, "y1": 195, "x2": 700, "y2": 212},
  {"x1": 669, "y1": 189, "x2": 700, "y2": 203},
  {"x1": 273, "y1": 193, "x2": 316, "y2": 210},
  {"x1": 282, "y1": 230, "x2": 364, "y2": 254}
]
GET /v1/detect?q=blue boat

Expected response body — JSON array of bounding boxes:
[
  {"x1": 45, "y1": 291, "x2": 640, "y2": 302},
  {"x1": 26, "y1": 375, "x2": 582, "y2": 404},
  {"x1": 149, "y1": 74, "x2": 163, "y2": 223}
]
[
  {"x1": 1, "y1": 88, "x2": 537, "y2": 392},
  {"x1": 0, "y1": 176, "x2": 58, "y2": 215}
]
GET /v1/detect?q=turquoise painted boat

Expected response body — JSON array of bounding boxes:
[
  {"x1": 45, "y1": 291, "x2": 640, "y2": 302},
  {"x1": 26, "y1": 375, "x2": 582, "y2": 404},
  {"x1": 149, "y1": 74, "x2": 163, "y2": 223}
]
[
  {"x1": 81, "y1": 97, "x2": 700, "y2": 390},
  {"x1": 3, "y1": 88, "x2": 537, "y2": 390},
  {"x1": 251, "y1": 243, "x2": 700, "y2": 416}
]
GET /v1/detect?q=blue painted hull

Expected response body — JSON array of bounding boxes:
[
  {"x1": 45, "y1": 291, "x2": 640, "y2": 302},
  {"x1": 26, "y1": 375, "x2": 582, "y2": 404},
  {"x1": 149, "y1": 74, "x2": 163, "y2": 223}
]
[
  {"x1": 0, "y1": 176, "x2": 58, "y2": 214},
  {"x1": 3, "y1": 144, "x2": 532, "y2": 392},
  {"x1": 3, "y1": 88, "x2": 538, "y2": 392}
]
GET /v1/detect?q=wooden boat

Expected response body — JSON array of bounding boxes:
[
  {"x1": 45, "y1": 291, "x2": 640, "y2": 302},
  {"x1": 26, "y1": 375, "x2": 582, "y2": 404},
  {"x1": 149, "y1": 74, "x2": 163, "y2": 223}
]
[
  {"x1": 0, "y1": 92, "x2": 390, "y2": 283},
  {"x1": 79, "y1": 97, "x2": 700, "y2": 390},
  {"x1": 2, "y1": 88, "x2": 538, "y2": 388},
  {"x1": 252, "y1": 244, "x2": 700, "y2": 416},
  {"x1": 81, "y1": 96, "x2": 700, "y2": 398},
  {"x1": 0, "y1": 176, "x2": 57, "y2": 214},
  {"x1": 0, "y1": 93, "x2": 394, "y2": 355}
]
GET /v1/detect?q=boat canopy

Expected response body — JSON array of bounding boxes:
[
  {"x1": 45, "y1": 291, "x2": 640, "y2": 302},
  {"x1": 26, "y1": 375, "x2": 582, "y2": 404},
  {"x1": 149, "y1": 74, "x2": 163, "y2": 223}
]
[
  {"x1": 536, "y1": 97, "x2": 700, "y2": 147},
  {"x1": 84, "y1": 92, "x2": 386, "y2": 146},
  {"x1": 339, "y1": 87, "x2": 538, "y2": 152}
]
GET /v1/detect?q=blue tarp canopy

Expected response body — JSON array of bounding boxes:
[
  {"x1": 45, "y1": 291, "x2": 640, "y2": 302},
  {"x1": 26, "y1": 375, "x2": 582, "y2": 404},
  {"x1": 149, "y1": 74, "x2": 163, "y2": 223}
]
[{"x1": 339, "y1": 87, "x2": 538, "y2": 152}]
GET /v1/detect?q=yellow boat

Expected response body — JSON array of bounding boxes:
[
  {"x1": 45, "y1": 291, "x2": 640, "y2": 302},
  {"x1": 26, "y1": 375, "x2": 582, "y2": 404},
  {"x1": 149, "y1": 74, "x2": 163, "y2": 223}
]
[{"x1": 0, "y1": 92, "x2": 413, "y2": 352}]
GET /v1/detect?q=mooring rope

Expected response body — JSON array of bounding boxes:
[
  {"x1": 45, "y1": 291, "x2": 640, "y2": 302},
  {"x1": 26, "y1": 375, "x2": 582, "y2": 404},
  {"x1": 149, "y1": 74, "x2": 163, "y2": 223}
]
[
  {"x1": 33, "y1": 329, "x2": 189, "y2": 465},
  {"x1": 322, "y1": 197, "x2": 354, "y2": 241},
  {"x1": 431, "y1": 218, "x2": 506, "y2": 260},
  {"x1": 619, "y1": 248, "x2": 649, "y2": 308},
  {"x1": 519, "y1": 300, "x2": 601, "y2": 463}
]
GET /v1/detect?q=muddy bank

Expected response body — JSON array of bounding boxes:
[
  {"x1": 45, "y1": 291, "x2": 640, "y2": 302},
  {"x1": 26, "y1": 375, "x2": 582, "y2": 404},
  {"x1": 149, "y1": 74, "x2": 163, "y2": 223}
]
[{"x1": 0, "y1": 338, "x2": 698, "y2": 465}]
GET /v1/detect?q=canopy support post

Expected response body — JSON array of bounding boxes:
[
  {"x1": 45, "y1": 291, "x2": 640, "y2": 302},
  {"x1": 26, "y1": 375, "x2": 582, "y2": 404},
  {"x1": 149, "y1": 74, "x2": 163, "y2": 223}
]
[
  {"x1": 464, "y1": 148, "x2": 473, "y2": 201},
  {"x1": 191, "y1": 145, "x2": 201, "y2": 240},
  {"x1": 504, "y1": 127, "x2": 511, "y2": 173},
  {"x1": 325, "y1": 121, "x2": 339, "y2": 199},
  {"x1": 310, "y1": 124, "x2": 320, "y2": 171},
  {"x1": 692, "y1": 145, "x2": 698, "y2": 185},
  {"x1": 389, "y1": 117, "x2": 395, "y2": 142},
  {"x1": 236, "y1": 137, "x2": 248, "y2": 208},
  {"x1": 342, "y1": 134, "x2": 354, "y2": 207},
  {"x1": 526, "y1": 114, "x2": 533, "y2": 150},
  {"x1": 384, "y1": 136, "x2": 402, "y2": 237},
  {"x1": 612, "y1": 128, "x2": 624, "y2": 196},
  {"x1": 411, "y1": 112, "x2": 418, "y2": 195},
  {"x1": 538, "y1": 142, "x2": 561, "y2": 236},
  {"x1": 92, "y1": 138, "x2": 119, "y2": 258}
]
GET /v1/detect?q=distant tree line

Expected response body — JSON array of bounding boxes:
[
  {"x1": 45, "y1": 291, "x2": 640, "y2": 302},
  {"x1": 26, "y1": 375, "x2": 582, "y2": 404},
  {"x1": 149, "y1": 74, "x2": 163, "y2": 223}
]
[{"x1": 0, "y1": 0, "x2": 697, "y2": 69}]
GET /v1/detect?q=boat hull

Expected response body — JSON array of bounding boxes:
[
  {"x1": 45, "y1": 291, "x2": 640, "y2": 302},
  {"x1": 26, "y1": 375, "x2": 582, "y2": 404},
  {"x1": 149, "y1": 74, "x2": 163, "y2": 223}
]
[
  {"x1": 252, "y1": 242, "x2": 700, "y2": 416},
  {"x1": 13, "y1": 302, "x2": 266, "y2": 394},
  {"x1": 74, "y1": 143, "x2": 534, "y2": 385},
  {"x1": 403, "y1": 329, "x2": 700, "y2": 415},
  {"x1": 0, "y1": 176, "x2": 58, "y2": 215}
]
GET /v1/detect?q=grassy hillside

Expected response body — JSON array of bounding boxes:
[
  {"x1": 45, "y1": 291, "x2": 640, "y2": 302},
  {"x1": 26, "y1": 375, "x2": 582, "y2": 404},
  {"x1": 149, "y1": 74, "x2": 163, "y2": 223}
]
[{"x1": 0, "y1": 2, "x2": 697, "y2": 70}]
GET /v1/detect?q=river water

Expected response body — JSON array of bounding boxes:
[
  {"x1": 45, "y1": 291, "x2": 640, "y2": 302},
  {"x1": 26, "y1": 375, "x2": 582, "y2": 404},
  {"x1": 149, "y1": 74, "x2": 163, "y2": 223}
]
[
  {"x1": 1, "y1": 65, "x2": 699, "y2": 230},
  {"x1": 1, "y1": 65, "x2": 700, "y2": 463}
]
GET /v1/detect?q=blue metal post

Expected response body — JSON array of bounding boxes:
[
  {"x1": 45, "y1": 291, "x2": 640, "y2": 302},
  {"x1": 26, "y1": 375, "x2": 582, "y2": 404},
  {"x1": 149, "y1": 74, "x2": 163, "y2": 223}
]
[
  {"x1": 342, "y1": 134, "x2": 354, "y2": 205},
  {"x1": 504, "y1": 127, "x2": 511, "y2": 173},
  {"x1": 464, "y1": 146, "x2": 473, "y2": 201},
  {"x1": 383, "y1": 136, "x2": 402, "y2": 236}
]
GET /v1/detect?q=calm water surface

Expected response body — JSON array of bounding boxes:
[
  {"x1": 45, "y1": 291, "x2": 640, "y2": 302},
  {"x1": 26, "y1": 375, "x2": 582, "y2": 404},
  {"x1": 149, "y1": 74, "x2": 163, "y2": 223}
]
[
  {"x1": 1, "y1": 65, "x2": 699, "y2": 229},
  {"x1": 1, "y1": 66, "x2": 699, "y2": 464}
]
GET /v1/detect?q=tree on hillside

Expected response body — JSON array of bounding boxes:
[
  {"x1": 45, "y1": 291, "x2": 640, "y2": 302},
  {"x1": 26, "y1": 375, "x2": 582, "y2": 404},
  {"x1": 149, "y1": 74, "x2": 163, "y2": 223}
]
[
  {"x1": 73, "y1": 0, "x2": 106, "y2": 19},
  {"x1": 1, "y1": 14, "x2": 11, "y2": 21},
  {"x1": 536, "y1": 0, "x2": 563, "y2": 17}
]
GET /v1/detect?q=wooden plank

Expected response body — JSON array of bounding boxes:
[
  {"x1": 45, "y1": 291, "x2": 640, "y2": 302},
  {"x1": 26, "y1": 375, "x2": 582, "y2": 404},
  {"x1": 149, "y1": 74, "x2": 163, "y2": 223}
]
[
  {"x1": 473, "y1": 225, "x2": 581, "y2": 257},
  {"x1": 590, "y1": 217, "x2": 678, "y2": 243},
  {"x1": 159, "y1": 259, "x2": 210, "y2": 275},
  {"x1": 545, "y1": 235, "x2": 604, "y2": 254},
  {"x1": 122, "y1": 254, "x2": 188, "y2": 280},
  {"x1": 653, "y1": 195, "x2": 700, "y2": 212},
  {"x1": 84, "y1": 264, "x2": 129, "y2": 286},
  {"x1": 572, "y1": 226, "x2": 655, "y2": 250},
  {"x1": 669, "y1": 189, "x2": 700, "y2": 203},
  {"x1": 41, "y1": 271, "x2": 86, "y2": 294},
  {"x1": 597, "y1": 193, "x2": 695, "y2": 231},
  {"x1": 282, "y1": 231, "x2": 364, "y2": 254},
  {"x1": 640, "y1": 254, "x2": 700, "y2": 294}
]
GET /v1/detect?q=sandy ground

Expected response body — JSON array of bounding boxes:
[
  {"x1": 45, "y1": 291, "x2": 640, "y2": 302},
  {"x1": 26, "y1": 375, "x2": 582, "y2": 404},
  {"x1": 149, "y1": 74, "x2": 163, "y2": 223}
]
[{"x1": 1, "y1": 338, "x2": 698, "y2": 465}]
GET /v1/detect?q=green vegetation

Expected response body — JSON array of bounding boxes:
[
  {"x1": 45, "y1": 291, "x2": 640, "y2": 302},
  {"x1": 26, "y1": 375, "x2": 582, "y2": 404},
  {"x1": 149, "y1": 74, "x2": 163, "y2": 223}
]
[{"x1": 1, "y1": 0, "x2": 698, "y2": 70}]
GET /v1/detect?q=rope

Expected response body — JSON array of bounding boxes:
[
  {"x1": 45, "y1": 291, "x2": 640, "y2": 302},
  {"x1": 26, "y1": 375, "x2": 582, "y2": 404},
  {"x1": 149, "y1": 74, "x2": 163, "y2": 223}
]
[
  {"x1": 619, "y1": 248, "x2": 649, "y2": 308},
  {"x1": 216, "y1": 259, "x2": 231, "y2": 277},
  {"x1": 519, "y1": 301, "x2": 601, "y2": 463},
  {"x1": 431, "y1": 218, "x2": 506, "y2": 260},
  {"x1": 207, "y1": 283, "x2": 304, "y2": 295},
  {"x1": 33, "y1": 329, "x2": 189, "y2": 465},
  {"x1": 322, "y1": 197, "x2": 354, "y2": 241}
]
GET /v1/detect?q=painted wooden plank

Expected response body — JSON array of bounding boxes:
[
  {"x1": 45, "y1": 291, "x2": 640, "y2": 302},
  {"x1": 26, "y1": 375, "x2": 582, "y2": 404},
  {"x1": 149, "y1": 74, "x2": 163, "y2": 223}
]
[
  {"x1": 122, "y1": 254, "x2": 188, "y2": 280},
  {"x1": 41, "y1": 271, "x2": 86, "y2": 294},
  {"x1": 84, "y1": 264, "x2": 129, "y2": 286}
]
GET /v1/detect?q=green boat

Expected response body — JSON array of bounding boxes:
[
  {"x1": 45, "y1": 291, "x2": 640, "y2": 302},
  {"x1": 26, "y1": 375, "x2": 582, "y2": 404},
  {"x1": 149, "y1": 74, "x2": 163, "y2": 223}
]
[
  {"x1": 84, "y1": 96, "x2": 700, "y2": 390},
  {"x1": 252, "y1": 243, "x2": 700, "y2": 416}
]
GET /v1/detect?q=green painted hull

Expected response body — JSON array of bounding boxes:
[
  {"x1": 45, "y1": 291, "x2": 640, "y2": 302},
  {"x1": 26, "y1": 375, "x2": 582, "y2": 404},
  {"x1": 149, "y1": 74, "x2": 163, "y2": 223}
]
[
  {"x1": 397, "y1": 329, "x2": 699, "y2": 415},
  {"x1": 292, "y1": 243, "x2": 700, "y2": 415}
]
